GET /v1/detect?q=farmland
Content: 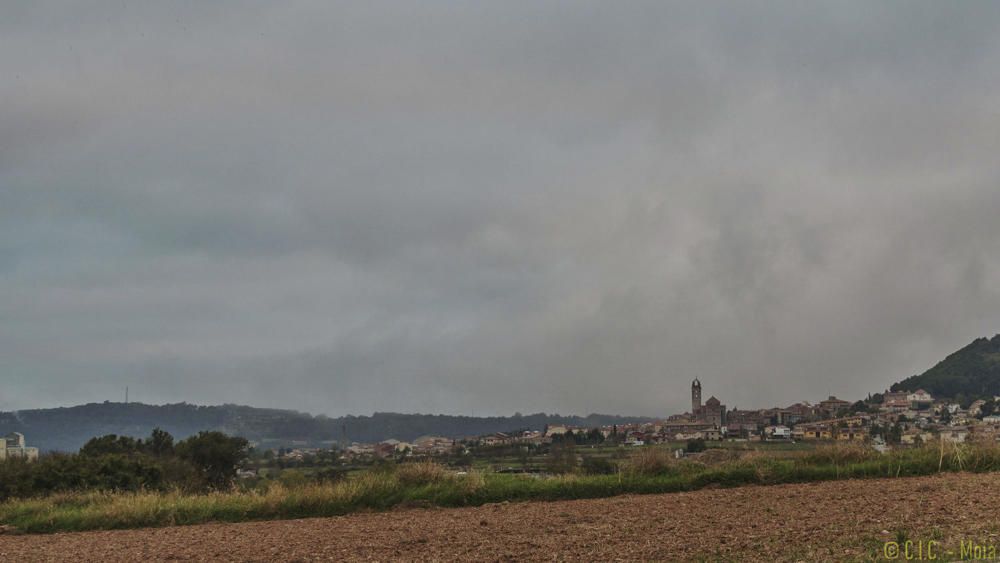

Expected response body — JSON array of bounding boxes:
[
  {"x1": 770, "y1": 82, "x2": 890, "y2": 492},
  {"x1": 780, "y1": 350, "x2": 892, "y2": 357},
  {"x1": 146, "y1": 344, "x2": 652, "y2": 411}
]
[
  {"x1": 1, "y1": 471, "x2": 998, "y2": 562},
  {"x1": 2, "y1": 440, "x2": 999, "y2": 536}
]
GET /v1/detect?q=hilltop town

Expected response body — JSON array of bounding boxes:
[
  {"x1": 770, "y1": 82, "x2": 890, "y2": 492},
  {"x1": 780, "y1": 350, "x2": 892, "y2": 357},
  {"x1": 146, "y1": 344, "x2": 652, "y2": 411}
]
[
  {"x1": 5, "y1": 378, "x2": 998, "y2": 468},
  {"x1": 258, "y1": 379, "x2": 998, "y2": 468},
  {"x1": 468, "y1": 380, "x2": 998, "y2": 450}
]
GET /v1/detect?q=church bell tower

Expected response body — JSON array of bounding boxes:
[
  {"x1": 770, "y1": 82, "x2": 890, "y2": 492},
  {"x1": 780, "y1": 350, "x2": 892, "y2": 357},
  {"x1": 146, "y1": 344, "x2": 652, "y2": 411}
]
[{"x1": 691, "y1": 378, "x2": 702, "y2": 414}]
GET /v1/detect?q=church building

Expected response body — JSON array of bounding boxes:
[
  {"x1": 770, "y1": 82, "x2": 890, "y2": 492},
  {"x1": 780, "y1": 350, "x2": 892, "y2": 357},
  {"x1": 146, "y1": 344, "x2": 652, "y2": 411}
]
[{"x1": 690, "y1": 378, "x2": 727, "y2": 428}]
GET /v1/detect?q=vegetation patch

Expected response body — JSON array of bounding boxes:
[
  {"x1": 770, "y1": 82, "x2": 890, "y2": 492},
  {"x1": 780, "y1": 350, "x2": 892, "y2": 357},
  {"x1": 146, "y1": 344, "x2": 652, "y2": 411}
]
[{"x1": 4, "y1": 441, "x2": 1000, "y2": 534}]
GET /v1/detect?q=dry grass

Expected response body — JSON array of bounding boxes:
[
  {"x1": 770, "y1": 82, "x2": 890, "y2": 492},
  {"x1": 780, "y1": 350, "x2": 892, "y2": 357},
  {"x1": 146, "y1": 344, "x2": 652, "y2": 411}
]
[
  {"x1": 934, "y1": 437, "x2": 1000, "y2": 472},
  {"x1": 395, "y1": 461, "x2": 451, "y2": 486},
  {"x1": 799, "y1": 442, "x2": 880, "y2": 466},
  {"x1": 696, "y1": 448, "x2": 743, "y2": 464},
  {"x1": 5, "y1": 441, "x2": 1000, "y2": 534},
  {"x1": 625, "y1": 448, "x2": 675, "y2": 476}
]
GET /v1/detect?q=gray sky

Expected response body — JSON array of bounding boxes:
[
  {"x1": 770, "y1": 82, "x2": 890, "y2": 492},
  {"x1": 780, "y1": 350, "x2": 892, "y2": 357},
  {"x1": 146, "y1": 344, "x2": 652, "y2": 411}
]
[{"x1": 3, "y1": 2, "x2": 1000, "y2": 417}]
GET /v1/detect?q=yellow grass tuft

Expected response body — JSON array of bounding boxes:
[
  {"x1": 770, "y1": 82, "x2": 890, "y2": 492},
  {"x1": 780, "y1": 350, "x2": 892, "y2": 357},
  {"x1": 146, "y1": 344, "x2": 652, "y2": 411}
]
[
  {"x1": 626, "y1": 448, "x2": 675, "y2": 476},
  {"x1": 395, "y1": 461, "x2": 451, "y2": 486}
]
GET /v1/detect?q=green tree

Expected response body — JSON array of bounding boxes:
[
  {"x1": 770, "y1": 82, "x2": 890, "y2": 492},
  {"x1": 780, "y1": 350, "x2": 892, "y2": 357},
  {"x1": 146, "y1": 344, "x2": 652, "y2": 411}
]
[
  {"x1": 175, "y1": 431, "x2": 249, "y2": 489},
  {"x1": 887, "y1": 423, "x2": 903, "y2": 445},
  {"x1": 79, "y1": 435, "x2": 142, "y2": 457},
  {"x1": 686, "y1": 438, "x2": 706, "y2": 453},
  {"x1": 546, "y1": 442, "x2": 578, "y2": 474},
  {"x1": 940, "y1": 408, "x2": 952, "y2": 424},
  {"x1": 516, "y1": 446, "x2": 530, "y2": 469},
  {"x1": 978, "y1": 399, "x2": 997, "y2": 419},
  {"x1": 581, "y1": 455, "x2": 614, "y2": 475},
  {"x1": 147, "y1": 428, "x2": 175, "y2": 457}
]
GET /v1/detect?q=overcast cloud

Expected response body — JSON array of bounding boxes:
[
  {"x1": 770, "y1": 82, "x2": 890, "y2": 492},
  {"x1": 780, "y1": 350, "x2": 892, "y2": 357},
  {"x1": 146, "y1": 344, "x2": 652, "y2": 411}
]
[{"x1": 3, "y1": 1, "x2": 1000, "y2": 416}]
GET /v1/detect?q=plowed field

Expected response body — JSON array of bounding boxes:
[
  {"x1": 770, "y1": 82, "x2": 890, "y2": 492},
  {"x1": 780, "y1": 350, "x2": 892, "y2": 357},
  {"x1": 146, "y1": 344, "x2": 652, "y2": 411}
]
[{"x1": 2, "y1": 472, "x2": 999, "y2": 562}]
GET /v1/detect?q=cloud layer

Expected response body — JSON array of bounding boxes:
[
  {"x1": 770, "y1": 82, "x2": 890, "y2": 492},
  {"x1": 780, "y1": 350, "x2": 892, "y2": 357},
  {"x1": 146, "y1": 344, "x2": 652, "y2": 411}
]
[{"x1": 3, "y1": 2, "x2": 1000, "y2": 416}]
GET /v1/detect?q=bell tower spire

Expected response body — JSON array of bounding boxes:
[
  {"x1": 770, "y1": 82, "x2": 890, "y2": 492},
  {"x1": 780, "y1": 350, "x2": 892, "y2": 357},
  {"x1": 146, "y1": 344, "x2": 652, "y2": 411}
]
[{"x1": 691, "y1": 378, "x2": 702, "y2": 413}]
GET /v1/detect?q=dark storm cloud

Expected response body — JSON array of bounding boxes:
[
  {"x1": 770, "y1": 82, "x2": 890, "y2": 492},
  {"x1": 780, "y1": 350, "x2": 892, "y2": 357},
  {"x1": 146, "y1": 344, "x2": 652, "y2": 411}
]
[{"x1": 3, "y1": 1, "x2": 1000, "y2": 415}]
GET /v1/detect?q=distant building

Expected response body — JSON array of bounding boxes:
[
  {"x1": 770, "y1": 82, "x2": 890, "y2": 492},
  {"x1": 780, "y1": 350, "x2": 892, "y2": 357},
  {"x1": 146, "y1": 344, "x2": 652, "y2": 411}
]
[
  {"x1": 764, "y1": 425, "x2": 792, "y2": 439},
  {"x1": 412, "y1": 436, "x2": 455, "y2": 454},
  {"x1": 691, "y1": 378, "x2": 702, "y2": 414},
  {"x1": 0, "y1": 432, "x2": 39, "y2": 462},
  {"x1": 544, "y1": 425, "x2": 569, "y2": 437},
  {"x1": 700, "y1": 396, "x2": 727, "y2": 427},
  {"x1": 907, "y1": 390, "x2": 934, "y2": 410},
  {"x1": 940, "y1": 427, "x2": 969, "y2": 444},
  {"x1": 778, "y1": 403, "x2": 815, "y2": 425},
  {"x1": 700, "y1": 427, "x2": 723, "y2": 441},
  {"x1": 480, "y1": 433, "x2": 514, "y2": 446},
  {"x1": 662, "y1": 420, "x2": 715, "y2": 437},
  {"x1": 883, "y1": 391, "x2": 910, "y2": 411},
  {"x1": 690, "y1": 379, "x2": 726, "y2": 427},
  {"x1": 818, "y1": 396, "x2": 850, "y2": 416},
  {"x1": 969, "y1": 400, "x2": 988, "y2": 417}
]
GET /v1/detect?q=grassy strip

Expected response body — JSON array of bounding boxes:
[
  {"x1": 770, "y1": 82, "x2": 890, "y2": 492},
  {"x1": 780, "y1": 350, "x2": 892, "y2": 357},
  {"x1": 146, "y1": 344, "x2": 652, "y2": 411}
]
[{"x1": 2, "y1": 441, "x2": 999, "y2": 534}]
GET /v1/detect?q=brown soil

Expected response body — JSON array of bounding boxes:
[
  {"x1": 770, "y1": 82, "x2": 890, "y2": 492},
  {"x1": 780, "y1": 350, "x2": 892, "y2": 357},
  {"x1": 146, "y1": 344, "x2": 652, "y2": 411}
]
[{"x1": 2, "y1": 473, "x2": 1000, "y2": 562}]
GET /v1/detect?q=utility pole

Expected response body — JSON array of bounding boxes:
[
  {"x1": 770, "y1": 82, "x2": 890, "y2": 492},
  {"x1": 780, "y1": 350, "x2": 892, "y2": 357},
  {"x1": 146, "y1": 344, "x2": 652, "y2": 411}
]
[{"x1": 125, "y1": 386, "x2": 129, "y2": 404}]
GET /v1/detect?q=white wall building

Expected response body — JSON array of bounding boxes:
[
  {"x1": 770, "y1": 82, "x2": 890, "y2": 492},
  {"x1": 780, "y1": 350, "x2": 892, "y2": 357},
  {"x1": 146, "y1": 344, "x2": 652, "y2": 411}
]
[
  {"x1": 765, "y1": 425, "x2": 792, "y2": 439},
  {"x1": 907, "y1": 390, "x2": 934, "y2": 409},
  {"x1": 0, "y1": 432, "x2": 39, "y2": 462}
]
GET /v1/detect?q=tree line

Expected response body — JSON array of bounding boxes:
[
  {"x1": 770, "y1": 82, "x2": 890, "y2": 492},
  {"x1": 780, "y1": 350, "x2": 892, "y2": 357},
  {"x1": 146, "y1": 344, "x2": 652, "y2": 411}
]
[{"x1": 0, "y1": 429, "x2": 248, "y2": 501}]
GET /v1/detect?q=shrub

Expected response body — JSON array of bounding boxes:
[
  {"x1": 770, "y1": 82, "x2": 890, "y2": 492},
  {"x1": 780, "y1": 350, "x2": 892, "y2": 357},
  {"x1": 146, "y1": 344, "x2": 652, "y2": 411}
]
[
  {"x1": 627, "y1": 448, "x2": 674, "y2": 476},
  {"x1": 581, "y1": 456, "x2": 616, "y2": 475},
  {"x1": 7, "y1": 440, "x2": 1000, "y2": 534},
  {"x1": 685, "y1": 439, "x2": 706, "y2": 453},
  {"x1": 396, "y1": 461, "x2": 450, "y2": 486},
  {"x1": 276, "y1": 469, "x2": 308, "y2": 489},
  {"x1": 175, "y1": 431, "x2": 249, "y2": 490},
  {"x1": 313, "y1": 467, "x2": 348, "y2": 483},
  {"x1": 697, "y1": 448, "x2": 741, "y2": 465},
  {"x1": 546, "y1": 443, "x2": 579, "y2": 474}
]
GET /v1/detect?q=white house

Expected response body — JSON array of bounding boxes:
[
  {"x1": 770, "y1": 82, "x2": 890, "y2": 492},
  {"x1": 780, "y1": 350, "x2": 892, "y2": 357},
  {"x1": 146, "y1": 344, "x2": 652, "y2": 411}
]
[
  {"x1": 544, "y1": 425, "x2": 569, "y2": 437},
  {"x1": 940, "y1": 428, "x2": 969, "y2": 443},
  {"x1": 0, "y1": 432, "x2": 39, "y2": 462},
  {"x1": 907, "y1": 390, "x2": 934, "y2": 410},
  {"x1": 764, "y1": 425, "x2": 792, "y2": 439}
]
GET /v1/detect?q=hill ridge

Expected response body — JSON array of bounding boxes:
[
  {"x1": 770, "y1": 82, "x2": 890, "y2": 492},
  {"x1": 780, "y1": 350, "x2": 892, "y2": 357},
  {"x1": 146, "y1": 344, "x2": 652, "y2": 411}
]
[
  {"x1": 0, "y1": 402, "x2": 653, "y2": 452},
  {"x1": 890, "y1": 334, "x2": 1000, "y2": 399}
]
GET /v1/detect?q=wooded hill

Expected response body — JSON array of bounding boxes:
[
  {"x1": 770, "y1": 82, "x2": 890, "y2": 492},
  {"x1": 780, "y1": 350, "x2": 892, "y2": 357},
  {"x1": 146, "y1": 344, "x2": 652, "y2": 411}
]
[{"x1": 891, "y1": 334, "x2": 1000, "y2": 401}]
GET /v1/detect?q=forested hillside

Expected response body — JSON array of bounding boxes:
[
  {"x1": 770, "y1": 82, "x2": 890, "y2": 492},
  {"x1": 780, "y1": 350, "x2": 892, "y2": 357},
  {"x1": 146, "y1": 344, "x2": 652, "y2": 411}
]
[{"x1": 891, "y1": 334, "x2": 1000, "y2": 400}]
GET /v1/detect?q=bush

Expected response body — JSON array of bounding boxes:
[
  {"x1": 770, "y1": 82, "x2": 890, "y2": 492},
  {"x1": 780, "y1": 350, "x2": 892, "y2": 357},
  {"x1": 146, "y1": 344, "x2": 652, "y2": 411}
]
[
  {"x1": 627, "y1": 448, "x2": 674, "y2": 476},
  {"x1": 313, "y1": 468, "x2": 348, "y2": 483},
  {"x1": 276, "y1": 469, "x2": 308, "y2": 489},
  {"x1": 175, "y1": 431, "x2": 249, "y2": 490},
  {"x1": 546, "y1": 443, "x2": 578, "y2": 474},
  {"x1": 396, "y1": 461, "x2": 450, "y2": 486},
  {"x1": 8, "y1": 441, "x2": 1000, "y2": 534},
  {"x1": 685, "y1": 439, "x2": 706, "y2": 453},
  {"x1": 0, "y1": 429, "x2": 252, "y2": 502},
  {"x1": 581, "y1": 456, "x2": 616, "y2": 475}
]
